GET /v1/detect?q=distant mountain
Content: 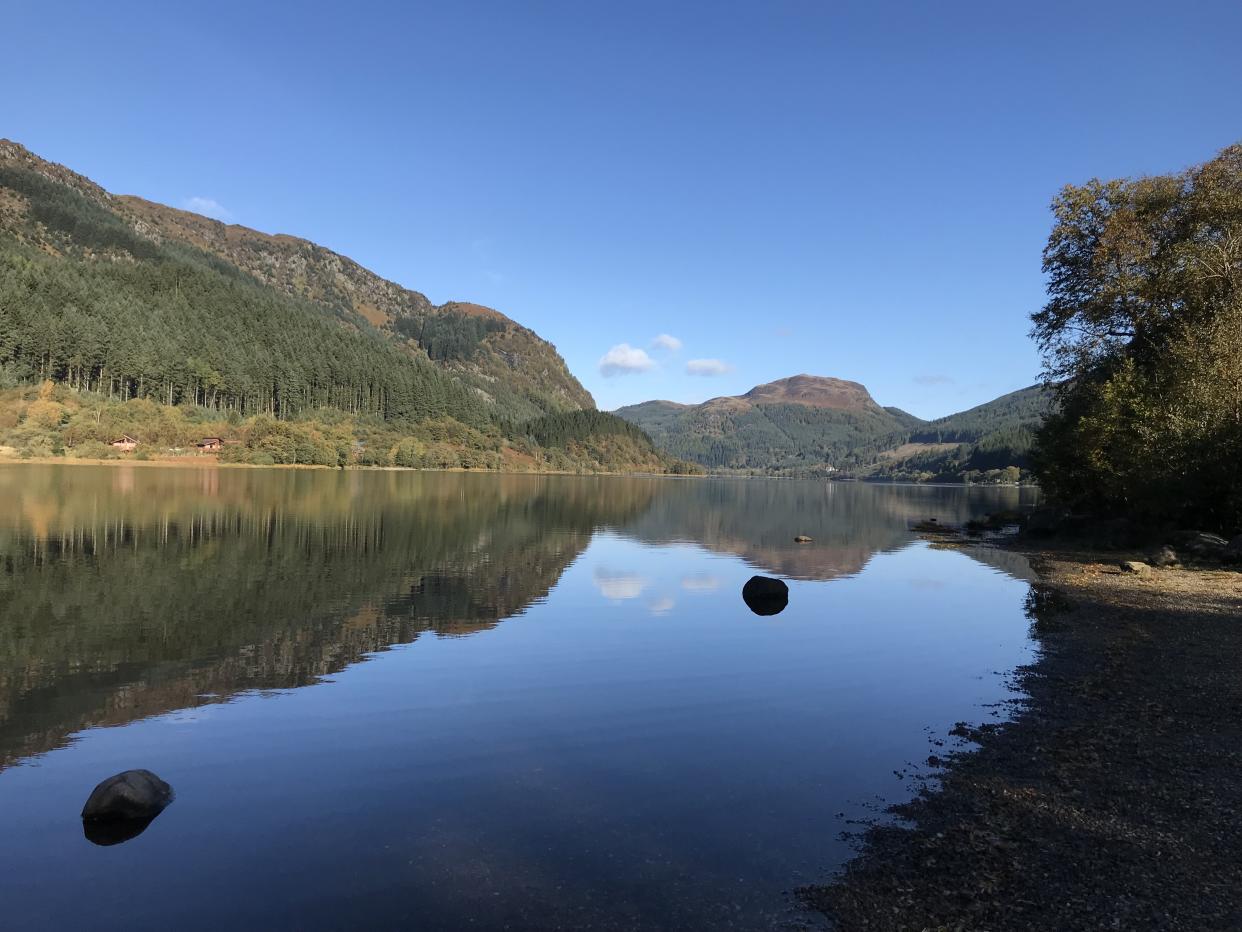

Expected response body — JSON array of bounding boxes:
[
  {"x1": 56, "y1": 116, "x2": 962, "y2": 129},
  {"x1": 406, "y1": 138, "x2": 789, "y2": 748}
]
[
  {"x1": 0, "y1": 139, "x2": 590, "y2": 423},
  {"x1": 869, "y1": 384, "x2": 1052, "y2": 481},
  {"x1": 615, "y1": 377, "x2": 1053, "y2": 479},
  {"x1": 908, "y1": 384, "x2": 1050, "y2": 445},
  {"x1": 614, "y1": 375, "x2": 919, "y2": 472}
]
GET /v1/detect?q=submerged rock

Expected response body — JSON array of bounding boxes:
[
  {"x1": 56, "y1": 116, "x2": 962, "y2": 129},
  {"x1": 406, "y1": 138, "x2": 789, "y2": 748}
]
[
  {"x1": 742, "y1": 575, "x2": 789, "y2": 616},
  {"x1": 82, "y1": 769, "x2": 173, "y2": 824}
]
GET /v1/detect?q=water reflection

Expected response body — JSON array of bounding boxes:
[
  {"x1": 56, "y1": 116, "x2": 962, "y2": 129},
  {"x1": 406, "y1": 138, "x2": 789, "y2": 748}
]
[
  {"x1": 0, "y1": 466, "x2": 1037, "y2": 931},
  {"x1": 0, "y1": 468, "x2": 1035, "y2": 773},
  {"x1": 0, "y1": 468, "x2": 655, "y2": 769}
]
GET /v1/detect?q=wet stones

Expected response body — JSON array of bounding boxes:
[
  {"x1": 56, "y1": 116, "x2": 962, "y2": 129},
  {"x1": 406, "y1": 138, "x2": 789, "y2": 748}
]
[{"x1": 742, "y1": 575, "x2": 789, "y2": 616}]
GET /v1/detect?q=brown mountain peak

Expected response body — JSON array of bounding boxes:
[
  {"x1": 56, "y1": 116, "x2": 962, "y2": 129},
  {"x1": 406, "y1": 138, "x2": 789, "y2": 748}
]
[{"x1": 741, "y1": 375, "x2": 878, "y2": 410}]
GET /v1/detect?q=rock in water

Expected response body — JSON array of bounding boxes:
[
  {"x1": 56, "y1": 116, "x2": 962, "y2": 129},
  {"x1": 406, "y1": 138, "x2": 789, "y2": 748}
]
[
  {"x1": 794, "y1": 535, "x2": 813, "y2": 543},
  {"x1": 84, "y1": 816, "x2": 159, "y2": 847},
  {"x1": 82, "y1": 769, "x2": 173, "y2": 823},
  {"x1": 742, "y1": 575, "x2": 789, "y2": 616}
]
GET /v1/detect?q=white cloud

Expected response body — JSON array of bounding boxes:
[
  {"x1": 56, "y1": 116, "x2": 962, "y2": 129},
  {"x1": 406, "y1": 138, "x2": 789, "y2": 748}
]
[
  {"x1": 651, "y1": 333, "x2": 683, "y2": 352},
  {"x1": 685, "y1": 358, "x2": 732, "y2": 377},
  {"x1": 593, "y1": 568, "x2": 648, "y2": 601},
  {"x1": 184, "y1": 197, "x2": 233, "y2": 222},
  {"x1": 680, "y1": 573, "x2": 721, "y2": 592},
  {"x1": 647, "y1": 596, "x2": 676, "y2": 616},
  {"x1": 599, "y1": 343, "x2": 655, "y2": 377}
]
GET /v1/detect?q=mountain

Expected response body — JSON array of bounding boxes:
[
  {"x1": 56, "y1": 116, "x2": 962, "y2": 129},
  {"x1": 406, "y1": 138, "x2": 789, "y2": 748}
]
[
  {"x1": 0, "y1": 140, "x2": 684, "y2": 472},
  {"x1": 908, "y1": 384, "x2": 1050, "y2": 445},
  {"x1": 614, "y1": 375, "x2": 919, "y2": 472},
  {"x1": 869, "y1": 384, "x2": 1052, "y2": 481},
  {"x1": 0, "y1": 139, "x2": 589, "y2": 423},
  {"x1": 616, "y1": 377, "x2": 1053, "y2": 480}
]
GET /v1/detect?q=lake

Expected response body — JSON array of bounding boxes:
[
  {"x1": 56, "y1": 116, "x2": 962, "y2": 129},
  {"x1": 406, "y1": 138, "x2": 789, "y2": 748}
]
[{"x1": 0, "y1": 465, "x2": 1039, "y2": 930}]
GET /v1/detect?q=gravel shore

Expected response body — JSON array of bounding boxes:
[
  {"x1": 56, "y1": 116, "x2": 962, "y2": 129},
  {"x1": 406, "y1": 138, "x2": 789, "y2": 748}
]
[{"x1": 800, "y1": 541, "x2": 1242, "y2": 931}]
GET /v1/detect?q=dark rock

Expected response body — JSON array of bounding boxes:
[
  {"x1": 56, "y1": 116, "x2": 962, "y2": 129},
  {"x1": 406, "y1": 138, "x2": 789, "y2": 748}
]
[
  {"x1": 84, "y1": 816, "x2": 158, "y2": 846},
  {"x1": 82, "y1": 769, "x2": 173, "y2": 824},
  {"x1": 742, "y1": 575, "x2": 789, "y2": 616},
  {"x1": 794, "y1": 535, "x2": 813, "y2": 543},
  {"x1": 1223, "y1": 535, "x2": 1242, "y2": 565},
  {"x1": 1172, "y1": 531, "x2": 1228, "y2": 559},
  {"x1": 1145, "y1": 545, "x2": 1180, "y2": 567},
  {"x1": 1024, "y1": 507, "x2": 1070, "y2": 537}
]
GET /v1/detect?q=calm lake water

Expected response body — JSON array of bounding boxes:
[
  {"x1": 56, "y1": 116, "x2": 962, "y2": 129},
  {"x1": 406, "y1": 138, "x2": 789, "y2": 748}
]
[{"x1": 0, "y1": 465, "x2": 1039, "y2": 930}]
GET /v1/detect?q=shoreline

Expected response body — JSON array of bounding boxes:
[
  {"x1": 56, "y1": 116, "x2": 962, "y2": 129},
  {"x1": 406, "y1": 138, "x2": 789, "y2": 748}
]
[
  {"x1": 0, "y1": 454, "x2": 700, "y2": 478},
  {"x1": 799, "y1": 537, "x2": 1242, "y2": 930}
]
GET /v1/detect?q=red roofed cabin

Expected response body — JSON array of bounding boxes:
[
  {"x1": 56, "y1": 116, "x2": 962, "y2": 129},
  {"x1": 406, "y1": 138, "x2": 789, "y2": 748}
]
[
  {"x1": 110, "y1": 435, "x2": 138, "y2": 453},
  {"x1": 196, "y1": 437, "x2": 224, "y2": 453}
]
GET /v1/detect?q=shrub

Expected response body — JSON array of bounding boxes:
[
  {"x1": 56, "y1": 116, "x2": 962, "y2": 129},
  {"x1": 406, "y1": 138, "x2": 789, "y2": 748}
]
[{"x1": 69, "y1": 439, "x2": 116, "y2": 460}]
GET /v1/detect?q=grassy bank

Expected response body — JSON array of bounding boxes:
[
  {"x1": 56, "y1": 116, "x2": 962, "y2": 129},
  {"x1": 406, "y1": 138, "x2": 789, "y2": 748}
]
[
  {"x1": 801, "y1": 540, "x2": 1242, "y2": 931},
  {"x1": 0, "y1": 381, "x2": 700, "y2": 475}
]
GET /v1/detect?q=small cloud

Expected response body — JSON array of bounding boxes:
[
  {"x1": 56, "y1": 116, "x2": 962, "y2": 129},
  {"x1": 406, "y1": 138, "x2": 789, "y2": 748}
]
[
  {"x1": 599, "y1": 343, "x2": 655, "y2": 377},
  {"x1": 651, "y1": 333, "x2": 683, "y2": 352},
  {"x1": 914, "y1": 374, "x2": 955, "y2": 386},
  {"x1": 680, "y1": 573, "x2": 721, "y2": 592},
  {"x1": 184, "y1": 197, "x2": 233, "y2": 222},
  {"x1": 647, "y1": 596, "x2": 676, "y2": 616},
  {"x1": 593, "y1": 568, "x2": 647, "y2": 601},
  {"x1": 686, "y1": 358, "x2": 732, "y2": 377}
]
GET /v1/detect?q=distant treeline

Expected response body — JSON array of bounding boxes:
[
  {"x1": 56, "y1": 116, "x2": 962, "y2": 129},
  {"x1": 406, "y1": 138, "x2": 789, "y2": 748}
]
[
  {"x1": 908, "y1": 385, "x2": 1048, "y2": 445},
  {"x1": 392, "y1": 311, "x2": 506, "y2": 363},
  {"x1": 524, "y1": 409, "x2": 652, "y2": 448}
]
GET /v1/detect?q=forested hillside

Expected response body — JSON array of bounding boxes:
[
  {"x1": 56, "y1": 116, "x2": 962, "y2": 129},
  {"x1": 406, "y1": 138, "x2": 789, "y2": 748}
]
[
  {"x1": 615, "y1": 377, "x2": 917, "y2": 473},
  {"x1": 0, "y1": 139, "x2": 590, "y2": 422},
  {"x1": 616, "y1": 378, "x2": 1051, "y2": 481},
  {"x1": 0, "y1": 140, "x2": 686, "y2": 474},
  {"x1": 869, "y1": 384, "x2": 1051, "y2": 482}
]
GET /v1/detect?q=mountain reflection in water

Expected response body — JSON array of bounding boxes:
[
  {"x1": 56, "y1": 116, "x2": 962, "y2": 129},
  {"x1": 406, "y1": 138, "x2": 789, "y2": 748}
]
[{"x1": 0, "y1": 465, "x2": 1038, "y2": 931}]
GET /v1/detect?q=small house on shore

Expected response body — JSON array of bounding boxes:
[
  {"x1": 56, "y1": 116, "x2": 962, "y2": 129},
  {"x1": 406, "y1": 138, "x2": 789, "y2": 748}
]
[
  {"x1": 110, "y1": 435, "x2": 138, "y2": 453},
  {"x1": 196, "y1": 437, "x2": 224, "y2": 453}
]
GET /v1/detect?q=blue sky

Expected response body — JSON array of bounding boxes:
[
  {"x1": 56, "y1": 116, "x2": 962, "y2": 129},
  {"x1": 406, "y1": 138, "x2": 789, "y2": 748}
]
[{"x1": 4, "y1": 1, "x2": 1240, "y2": 417}]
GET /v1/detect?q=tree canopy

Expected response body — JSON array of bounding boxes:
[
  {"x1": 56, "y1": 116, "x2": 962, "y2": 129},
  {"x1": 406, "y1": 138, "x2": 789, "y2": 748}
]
[{"x1": 1032, "y1": 144, "x2": 1242, "y2": 530}]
